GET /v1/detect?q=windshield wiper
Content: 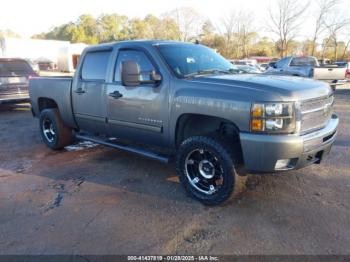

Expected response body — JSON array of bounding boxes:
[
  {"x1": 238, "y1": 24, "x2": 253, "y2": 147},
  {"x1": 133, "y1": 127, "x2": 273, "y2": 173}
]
[{"x1": 184, "y1": 69, "x2": 233, "y2": 78}]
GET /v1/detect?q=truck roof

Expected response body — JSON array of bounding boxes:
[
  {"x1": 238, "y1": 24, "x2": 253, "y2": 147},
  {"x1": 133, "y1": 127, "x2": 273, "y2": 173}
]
[
  {"x1": 0, "y1": 57, "x2": 29, "y2": 62},
  {"x1": 84, "y1": 40, "x2": 194, "y2": 52}
]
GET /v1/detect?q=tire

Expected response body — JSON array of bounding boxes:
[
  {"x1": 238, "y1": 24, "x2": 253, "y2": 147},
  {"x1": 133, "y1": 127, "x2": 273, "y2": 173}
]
[
  {"x1": 39, "y1": 108, "x2": 73, "y2": 150},
  {"x1": 176, "y1": 135, "x2": 242, "y2": 206}
]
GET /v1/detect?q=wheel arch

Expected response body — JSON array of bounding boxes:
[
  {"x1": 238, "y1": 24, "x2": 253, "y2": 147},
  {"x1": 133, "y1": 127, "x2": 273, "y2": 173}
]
[
  {"x1": 36, "y1": 97, "x2": 77, "y2": 129},
  {"x1": 38, "y1": 97, "x2": 59, "y2": 112},
  {"x1": 174, "y1": 113, "x2": 240, "y2": 148}
]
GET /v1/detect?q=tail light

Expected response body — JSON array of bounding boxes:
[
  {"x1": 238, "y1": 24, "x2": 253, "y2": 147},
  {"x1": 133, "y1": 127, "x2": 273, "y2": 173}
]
[
  {"x1": 28, "y1": 73, "x2": 39, "y2": 80},
  {"x1": 346, "y1": 69, "x2": 349, "y2": 77}
]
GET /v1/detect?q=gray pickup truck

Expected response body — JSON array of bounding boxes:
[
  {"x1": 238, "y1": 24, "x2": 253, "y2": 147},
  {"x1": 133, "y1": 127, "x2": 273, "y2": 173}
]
[{"x1": 29, "y1": 40, "x2": 339, "y2": 205}]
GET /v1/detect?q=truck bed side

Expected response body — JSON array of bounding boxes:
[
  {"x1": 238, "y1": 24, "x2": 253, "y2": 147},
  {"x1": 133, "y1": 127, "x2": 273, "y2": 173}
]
[{"x1": 29, "y1": 77, "x2": 77, "y2": 129}]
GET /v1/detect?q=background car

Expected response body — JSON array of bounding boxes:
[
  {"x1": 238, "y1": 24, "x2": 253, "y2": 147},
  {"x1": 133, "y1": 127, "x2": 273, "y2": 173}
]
[
  {"x1": 0, "y1": 58, "x2": 38, "y2": 104},
  {"x1": 259, "y1": 63, "x2": 269, "y2": 71},
  {"x1": 235, "y1": 64, "x2": 262, "y2": 74}
]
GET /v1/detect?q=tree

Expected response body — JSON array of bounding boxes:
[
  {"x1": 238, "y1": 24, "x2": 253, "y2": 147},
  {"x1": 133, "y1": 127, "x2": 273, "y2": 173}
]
[
  {"x1": 167, "y1": 7, "x2": 204, "y2": 41},
  {"x1": 200, "y1": 20, "x2": 215, "y2": 40},
  {"x1": 310, "y1": 0, "x2": 339, "y2": 56},
  {"x1": 341, "y1": 38, "x2": 350, "y2": 60},
  {"x1": 128, "y1": 15, "x2": 180, "y2": 40},
  {"x1": 250, "y1": 37, "x2": 276, "y2": 57},
  {"x1": 220, "y1": 11, "x2": 258, "y2": 58},
  {"x1": 98, "y1": 14, "x2": 129, "y2": 42},
  {"x1": 157, "y1": 16, "x2": 181, "y2": 40},
  {"x1": 199, "y1": 20, "x2": 227, "y2": 54},
  {"x1": 129, "y1": 18, "x2": 153, "y2": 39},
  {"x1": 220, "y1": 11, "x2": 238, "y2": 58},
  {"x1": 32, "y1": 14, "x2": 99, "y2": 44},
  {"x1": 236, "y1": 12, "x2": 257, "y2": 58},
  {"x1": 301, "y1": 40, "x2": 315, "y2": 56},
  {"x1": 267, "y1": 0, "x2": 309, "y2": 57},
  {"x1": 323, "y1": 10, "x2": 350, "y2": 60}
]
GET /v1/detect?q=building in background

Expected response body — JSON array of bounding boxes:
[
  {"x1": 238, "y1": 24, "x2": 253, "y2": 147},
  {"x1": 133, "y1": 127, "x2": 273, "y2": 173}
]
[
  {"x1": 57, "y1": 43, "x2": 87, "y2": 72},
  {"x1": 0, "y1": 37, "x2": 87, "y2": 72}
]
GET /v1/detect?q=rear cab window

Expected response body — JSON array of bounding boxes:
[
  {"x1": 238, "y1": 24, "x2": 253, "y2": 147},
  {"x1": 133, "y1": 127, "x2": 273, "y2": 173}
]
[
  {"x1": 81, "y1": 51, "x2": 111, "y2": 81},
  {"x1": 290, "y1": 57, "x2": 317, "y2": 67}
]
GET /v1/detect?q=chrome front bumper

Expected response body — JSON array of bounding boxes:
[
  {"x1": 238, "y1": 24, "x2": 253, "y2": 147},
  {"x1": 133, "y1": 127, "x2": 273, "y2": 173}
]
[{"x1": 239, "y1": 114, "x2": 339, "y2": 173}]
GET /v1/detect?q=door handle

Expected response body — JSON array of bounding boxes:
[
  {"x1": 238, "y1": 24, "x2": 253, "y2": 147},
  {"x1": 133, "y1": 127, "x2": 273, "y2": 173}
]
[
  {"x1": 109, "y1": 90, "x2": 123, "y2": 99},
  {"x1": 74, "y1": 88, "x2": 85, "y2": 94}
]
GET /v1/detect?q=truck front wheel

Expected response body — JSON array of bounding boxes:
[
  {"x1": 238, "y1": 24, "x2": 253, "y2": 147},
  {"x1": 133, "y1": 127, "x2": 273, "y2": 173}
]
[
  {"x1": 39, "y1": 109, "x2": 73, "y2": 150},
  {"x1": 176, "y1": 135, "x2": 241, "y2": 205}
]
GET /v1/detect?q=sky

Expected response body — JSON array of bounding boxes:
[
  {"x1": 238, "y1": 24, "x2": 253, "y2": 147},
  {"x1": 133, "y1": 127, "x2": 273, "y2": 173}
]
[{"x1": 1, "y1": 0, "x2": 349, "y2": 40}]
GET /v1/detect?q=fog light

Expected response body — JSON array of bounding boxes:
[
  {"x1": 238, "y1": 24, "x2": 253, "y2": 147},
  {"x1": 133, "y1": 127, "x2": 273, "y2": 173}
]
[{"x1": 275, "y1": 159, "x2": 291, "y2": 170}]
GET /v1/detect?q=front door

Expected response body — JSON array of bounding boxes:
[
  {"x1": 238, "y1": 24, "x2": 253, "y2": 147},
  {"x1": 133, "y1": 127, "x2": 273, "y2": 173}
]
[
  {"x1": 106, "y1": 49, "x2": 169, "y2": 146},
  {"x1": 72, "y1": 50, "x2": 111, "y2": 133}
]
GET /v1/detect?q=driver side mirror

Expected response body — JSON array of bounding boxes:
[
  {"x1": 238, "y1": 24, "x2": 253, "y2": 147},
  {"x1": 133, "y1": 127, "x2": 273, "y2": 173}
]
[
  {"x1": 121, "y1": 60, "x2": 162, "y2": 87},
  {"x1": 122, "y1": 60, "x2": 140, "y2": 87}
]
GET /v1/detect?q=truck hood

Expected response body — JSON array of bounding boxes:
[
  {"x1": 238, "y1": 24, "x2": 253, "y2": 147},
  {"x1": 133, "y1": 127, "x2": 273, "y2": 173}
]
[{"x1": 190, "y1": 74, "x2": 332, "y2": 101}]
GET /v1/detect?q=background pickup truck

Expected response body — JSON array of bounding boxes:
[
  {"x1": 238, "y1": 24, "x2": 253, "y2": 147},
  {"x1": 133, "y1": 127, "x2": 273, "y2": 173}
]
[
  {"x1": 29, "y1": 41, "x2": 339, "y2": 205},
  {"x1": 265, "y1": 56, "x2": 347, "y2": 89}
]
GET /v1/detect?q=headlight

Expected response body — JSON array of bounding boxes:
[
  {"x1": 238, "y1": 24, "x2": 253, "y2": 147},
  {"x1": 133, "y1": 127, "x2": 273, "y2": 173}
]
[{"x1": 250, "y1": 102, "x2": 296, "y2": 133}]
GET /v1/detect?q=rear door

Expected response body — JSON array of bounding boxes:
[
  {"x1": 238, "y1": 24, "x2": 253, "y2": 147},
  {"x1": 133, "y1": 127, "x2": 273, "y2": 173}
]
[{"x1": 72, "y1": 50, "x2": 111, "y2": 133}]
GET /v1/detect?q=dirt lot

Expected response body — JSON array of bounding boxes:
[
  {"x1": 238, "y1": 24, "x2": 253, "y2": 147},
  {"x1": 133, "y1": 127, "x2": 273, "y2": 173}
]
[{"x1": 0, "y1": 89, "x2": 349, "y2": 255}]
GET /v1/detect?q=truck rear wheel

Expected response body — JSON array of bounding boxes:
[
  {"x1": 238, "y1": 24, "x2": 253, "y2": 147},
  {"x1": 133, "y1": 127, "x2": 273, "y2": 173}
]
[
  {"x1": 176, "y1": 135, "x2": 241, "y2": 205},
  {"x1": 39, "y1": 109, "x2": 73, "y2": 150}
]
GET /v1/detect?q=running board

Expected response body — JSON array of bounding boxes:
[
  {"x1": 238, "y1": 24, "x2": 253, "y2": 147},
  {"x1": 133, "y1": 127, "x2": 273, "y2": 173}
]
[{"x1": 75, "y1": 134, "x2": 170, "y2": 163}]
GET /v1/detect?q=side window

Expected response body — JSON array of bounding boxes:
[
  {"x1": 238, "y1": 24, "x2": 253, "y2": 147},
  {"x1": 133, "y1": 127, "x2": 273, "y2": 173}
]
[
  {"x1": 290, "y1": 58, "x2": 298, "y2": 66},
  {"x1": 81, "y1": 51, "x2": 111, "y2": 81},
  {"x1": 114, "y1": 50, "x2": 155, "y2": 82}
]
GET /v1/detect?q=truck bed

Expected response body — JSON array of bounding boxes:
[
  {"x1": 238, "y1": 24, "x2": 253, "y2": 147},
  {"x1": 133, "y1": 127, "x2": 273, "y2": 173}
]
[{"x1": 29, "y1": 76, "x2": 77, "y2": 128}]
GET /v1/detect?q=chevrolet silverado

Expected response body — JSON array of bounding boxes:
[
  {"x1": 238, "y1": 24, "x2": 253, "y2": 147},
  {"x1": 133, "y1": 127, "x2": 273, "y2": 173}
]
[{"x1": 29, "y1": 41, "x2": 339, "y2": 205}]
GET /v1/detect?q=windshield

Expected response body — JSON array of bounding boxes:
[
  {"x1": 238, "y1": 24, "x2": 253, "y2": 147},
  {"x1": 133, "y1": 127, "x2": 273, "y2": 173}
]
[
  {"x1": 156, "y1": 44, "x2": 236, "y2": 78},
  {"x1": 0, "y1": 60, "x2": 34, "y2": 77}
]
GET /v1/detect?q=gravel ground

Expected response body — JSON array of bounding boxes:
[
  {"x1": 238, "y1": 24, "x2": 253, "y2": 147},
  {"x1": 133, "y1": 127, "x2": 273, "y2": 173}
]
[{"x1": 0, "y1": 89, "x2": 349, "y2": 255}]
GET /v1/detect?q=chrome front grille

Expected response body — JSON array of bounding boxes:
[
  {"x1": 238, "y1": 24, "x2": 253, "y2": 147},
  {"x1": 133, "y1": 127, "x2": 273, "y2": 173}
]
[{"x1": 300, "y1": 95, "x2": 334, "y2": 134}]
